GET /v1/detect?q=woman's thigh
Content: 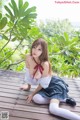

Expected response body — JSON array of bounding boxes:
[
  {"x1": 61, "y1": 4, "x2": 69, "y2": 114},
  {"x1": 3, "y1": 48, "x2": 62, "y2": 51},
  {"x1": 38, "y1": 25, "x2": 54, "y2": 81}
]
[{"x1": 33, "y1": 94, "x2": 50, "y2": 104}]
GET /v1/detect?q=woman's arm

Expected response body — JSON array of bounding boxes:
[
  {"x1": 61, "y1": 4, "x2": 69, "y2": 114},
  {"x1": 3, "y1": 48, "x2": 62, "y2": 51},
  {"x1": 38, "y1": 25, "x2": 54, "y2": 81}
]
[
  {"x1": 25, "y1": 54, "x2": 30, "y2": 68},
  {"x1": 32, "y1": 84, "x2": 42, "y2": 96},
  {"x1": 26, "y1": 84, "x2": 42, "y2": 103},
  {"x1": 42, "y1": 61, "x2": 50, "y2": 77}
]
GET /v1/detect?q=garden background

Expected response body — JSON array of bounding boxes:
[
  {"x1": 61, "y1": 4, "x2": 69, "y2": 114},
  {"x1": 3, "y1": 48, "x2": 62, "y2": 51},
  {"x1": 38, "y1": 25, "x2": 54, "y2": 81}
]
[{"x1": 0, "y1": 0, "x2": 80, "y2": 77}]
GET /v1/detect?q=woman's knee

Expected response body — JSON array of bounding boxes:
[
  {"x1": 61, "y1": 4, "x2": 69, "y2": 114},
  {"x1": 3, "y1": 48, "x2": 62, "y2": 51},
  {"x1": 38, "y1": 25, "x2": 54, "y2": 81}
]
[
  {"x1": 32, "y1": 94, "x2": 38, "y2": 103},
  {"x1": 32, "y1": 94, "x2": 49, "y2": 104},
  {"x1": 49, "y1": 99, "x2": 59, "y2": 115},
  {"x1": 32, "y1": 94, "x2": 43, "y2": 104}
]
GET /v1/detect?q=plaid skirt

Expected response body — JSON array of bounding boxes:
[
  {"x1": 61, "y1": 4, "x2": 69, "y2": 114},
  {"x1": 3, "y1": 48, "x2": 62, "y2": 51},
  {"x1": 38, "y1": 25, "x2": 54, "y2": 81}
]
[{"x1": 38, "y1": 76, "x2": 69, "y2": 100}]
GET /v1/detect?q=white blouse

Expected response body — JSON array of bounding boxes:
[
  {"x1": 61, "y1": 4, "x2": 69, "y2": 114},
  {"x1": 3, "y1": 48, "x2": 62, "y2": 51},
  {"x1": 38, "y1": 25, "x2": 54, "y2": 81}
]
[{"x1": 24, "y1": 68, "x2": 51, "y2": 88}]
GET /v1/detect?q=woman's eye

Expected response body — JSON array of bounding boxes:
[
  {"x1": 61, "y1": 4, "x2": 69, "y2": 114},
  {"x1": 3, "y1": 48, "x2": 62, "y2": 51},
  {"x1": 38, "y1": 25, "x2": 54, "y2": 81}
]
[
  {"x1": 33, "y1": 46, "x2": 36, "y2": 48},
  {"x1": 38, "y1": 49, "x2": 42, "y2": 51}
]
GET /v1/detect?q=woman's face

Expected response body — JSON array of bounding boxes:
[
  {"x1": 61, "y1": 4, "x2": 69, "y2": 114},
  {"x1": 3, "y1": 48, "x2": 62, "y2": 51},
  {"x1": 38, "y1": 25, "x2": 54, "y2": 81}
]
[{"x1": 32, "y1": 45, "x2": 42, "y2": 58}]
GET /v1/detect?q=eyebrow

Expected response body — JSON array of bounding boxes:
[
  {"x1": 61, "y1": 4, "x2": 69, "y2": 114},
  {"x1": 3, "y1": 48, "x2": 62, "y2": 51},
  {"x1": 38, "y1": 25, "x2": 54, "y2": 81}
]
[{"x1": 38, "y1": 46, "x2": 42, "y2": 49}]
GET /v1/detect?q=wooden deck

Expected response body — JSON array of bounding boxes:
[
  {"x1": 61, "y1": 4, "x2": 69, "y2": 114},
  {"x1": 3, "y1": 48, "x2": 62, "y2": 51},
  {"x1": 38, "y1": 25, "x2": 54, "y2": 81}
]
[{"x1": 0, "y1": 69, "x2": 80, "y2": 120}]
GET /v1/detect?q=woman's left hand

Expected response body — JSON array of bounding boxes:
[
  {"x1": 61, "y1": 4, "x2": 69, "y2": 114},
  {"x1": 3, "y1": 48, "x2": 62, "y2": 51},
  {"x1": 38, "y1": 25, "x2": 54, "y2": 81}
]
[{"x1": 26, "y1": 94, "x2": 33, "y2": 103}]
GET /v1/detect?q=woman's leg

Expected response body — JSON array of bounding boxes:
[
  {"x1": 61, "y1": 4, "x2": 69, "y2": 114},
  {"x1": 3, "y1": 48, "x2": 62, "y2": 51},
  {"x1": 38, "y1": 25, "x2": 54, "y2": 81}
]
[
  {"x1": 49, "y1": 99, "x2": 80, "y2": 120},
  {"x1": 33, "y1": 94, "x2": 50, "y2": 104}
]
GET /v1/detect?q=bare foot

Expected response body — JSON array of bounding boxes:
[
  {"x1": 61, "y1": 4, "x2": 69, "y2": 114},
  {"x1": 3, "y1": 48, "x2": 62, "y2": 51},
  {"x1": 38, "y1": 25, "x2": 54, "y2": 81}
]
[{"x1": 20, "y1": 84, "x2": 31, "y2": 91}]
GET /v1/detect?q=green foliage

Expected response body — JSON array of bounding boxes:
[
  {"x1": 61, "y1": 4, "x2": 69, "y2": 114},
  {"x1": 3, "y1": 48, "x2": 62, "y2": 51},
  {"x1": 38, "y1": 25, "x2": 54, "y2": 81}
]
[
  {"x1": 0, "y1": 0, "x2": 38, "y2": 71},
  {"x1": 0, "y1": 13, "x2": 7, "y2": 29},
  {"x1": 14, "y1": 62, "x2": 25, "y2": 71},
  {"x1": 0, "y1": 0, "x2": 2, "y2": 12},
  {"x1": 4, "y1": 0, "x2": 37, "y2": 22},
  {"x1": 0, "y1": 40, "x2": 12, "y2": 68},
  {"x1": 39, "y1": 19, "x2": 75, "y2": 38},
  {"x1": 4, "y1": 0, "x2": 37, "y2": 41},
  {"x1": 0, "y1": 0, "x2": 80, "y2": 77},
  {"x1": 0, "y1": 39, "x2": 25, "y2": 70},
  {"x1": 48, "y1": 33, "x2": 80, "y2": 77}
]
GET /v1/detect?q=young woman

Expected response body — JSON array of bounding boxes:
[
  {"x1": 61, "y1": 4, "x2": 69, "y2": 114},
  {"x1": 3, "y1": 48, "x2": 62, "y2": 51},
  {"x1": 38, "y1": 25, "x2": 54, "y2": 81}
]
[{"x1": 20, "y1": 38, "x2": 80, "y2": 120}]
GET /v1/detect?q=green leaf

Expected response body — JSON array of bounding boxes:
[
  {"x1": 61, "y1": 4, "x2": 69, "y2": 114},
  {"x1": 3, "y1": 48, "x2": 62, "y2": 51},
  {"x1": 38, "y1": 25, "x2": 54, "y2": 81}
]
[
  {"x1": 18, "y1": 0, "x2": 23, "y2": 10},
  {"x1": 0, "y1": 17, "x2": 7, "y2": 29},
  {"x1": 9, "y1": 3, "x2": 13, "y2": 10},
  {"x1": 2, "y1": 34, "x2": 8, "y2": 40},
  {"x1": 18, "y1": 0, "x2": 23, "y2": 17},
  {"x1": 24, "y1": 6, "x2": 36, "y2": 16},
  {"x1": 21, "y1": 13, "x2": 37, "y2": 23},
  {"x1": 22, "y1": 1, "x2": 29, "y2": 11},
  {"x1": 71, "y1": 37, "x2": 78, "y2": 43},
  {"x1": 64, "y1": 32, "x2": 69, "y2": 41},
  {"x1": 28, "y1": 13, "x2": 37, "y2": 18},
  {"x1": 11, "y1": 0, "x2": 19, "y2": 17},
  {"x1": 6, "y1": 13, "x2": 10, "y2": 18},
  {"x1": 12, "y1": 37, "x2": 17, "y2": 41},
  {"x1": 0, "y1": 13, "x2": 2, "y2": 19},
  {"x1": 19, "y1": 1, "x2": 29, "y2": 17},
  {"x1": 4, "y1": 5, "x2": 13, "y2": 17}
]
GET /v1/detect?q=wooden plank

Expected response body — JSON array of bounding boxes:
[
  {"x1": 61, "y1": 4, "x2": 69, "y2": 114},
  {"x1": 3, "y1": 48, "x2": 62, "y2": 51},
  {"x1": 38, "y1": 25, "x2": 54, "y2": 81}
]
[
  {"x1": 0, "y1": 91, "x2": 80, "y2": 103},
  {"x1": 0, "y1": 97, "x2": 48, "y2": 109},
  {"x1": 0, "y1": 93, "x2": 80, "y2": 105},
  {"x1": 0, "y1": 70, "x2": 80, "y2": 120},
  {"x1": 0, "y1": 88, "x2": 80, "y2": 97},
  {"x1": 0, "y1": 101, "x2": 80, "y2": 113},
  {"x1": 0, "y1": 86, "x2": 80, "y2": 96},
  {"x1": 1, "y1": 88, "x2": 79, "y2": 98},
  {"x1": 0, "y1": 79, "x2": 79, "y2": 88},
  {"x1": 9, "y1": 117, "x2": 31, "y2": 120},
  {"x1": 0, "y1": 102, "x2": 48, "y2": 114},
  {"x1": 0, "y1": 107, "x2": 78, "y2": 120},
  {"x1": 0, "y1": 104, "x2": 59, "y2": 120},
  {"x1": 0, "y1": 84, "x2": 80, "y2": 94},
  {"x1": 11, "y1": 110, "x2": 64, "y2": 120},
  {"x1": 9, "y1": 117, "x2": 32, "y2": 120},
  {"x1": 0, "y1": 108, "x2": 32, "y2": 120},
  {"x1": 0, "y1": 84, "x2": 20, "y2": 90}
]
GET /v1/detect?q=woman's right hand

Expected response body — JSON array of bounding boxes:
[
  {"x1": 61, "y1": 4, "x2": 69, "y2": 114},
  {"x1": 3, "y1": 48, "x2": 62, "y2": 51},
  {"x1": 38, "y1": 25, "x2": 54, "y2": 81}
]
[
  {"x1": 26, "y1": 85, "x2": 42, "y2": 103},
  {"x1": 26, "y1": 94, "x2": 33, "y2": 103}
]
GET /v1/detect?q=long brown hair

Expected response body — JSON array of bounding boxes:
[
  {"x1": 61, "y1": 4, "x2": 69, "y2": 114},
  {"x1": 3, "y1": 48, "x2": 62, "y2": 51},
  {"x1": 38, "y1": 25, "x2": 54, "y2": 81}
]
[{"x1": 30, "y1": 38, "x2": 53, "y2": 75}]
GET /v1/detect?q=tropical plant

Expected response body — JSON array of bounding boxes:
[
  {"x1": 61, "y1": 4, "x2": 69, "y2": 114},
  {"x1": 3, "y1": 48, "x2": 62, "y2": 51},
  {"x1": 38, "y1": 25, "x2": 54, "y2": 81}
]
[
  {"x1": 0, "y1": 0, "x2": 2, "y2": 12},
  {"x1": 39, "y1": 19, "x2": 75, "y2": 38},
  {"x1": 0, "y1": 0, "x2": 37, "y2": 70},
  {"x1": 48, "y1": 32, "x2": 80, "y2": 77},
  {"x1": 0, "y1": 0, "x2": 80, "y2": 77},
  {"x1": 0, "y1": 13, "x2": 7, "y2": 29}
]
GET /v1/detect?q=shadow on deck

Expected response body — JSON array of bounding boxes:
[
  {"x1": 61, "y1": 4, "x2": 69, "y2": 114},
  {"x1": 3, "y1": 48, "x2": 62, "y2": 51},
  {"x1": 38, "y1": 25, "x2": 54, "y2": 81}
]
[{"x1": 0, "y1": 69, "x2": 80, "y2": 120}]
